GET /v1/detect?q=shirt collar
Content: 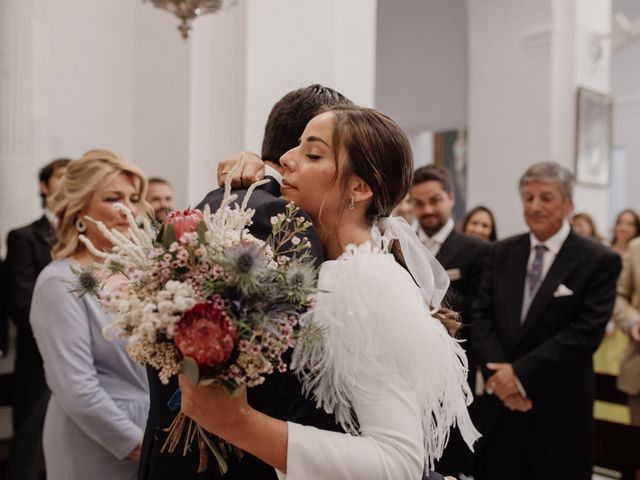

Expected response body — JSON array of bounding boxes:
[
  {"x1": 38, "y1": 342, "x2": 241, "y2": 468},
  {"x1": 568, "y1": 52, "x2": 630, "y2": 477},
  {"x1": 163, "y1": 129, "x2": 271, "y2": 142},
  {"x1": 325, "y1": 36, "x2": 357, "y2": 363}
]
[
  {"x1": 529, "y1": 220, "x2": 570, "y2": 255},
  {"x1": 430, "y1": 218, "x2": 455, "y2": 245},
  {"x1": 44, "y1": 208, "x2": 58, "y2": 228},
  {"x1": 417, "y1": 217, "x2": 455, "y2": 245},
  {"x1": 264, "y1": 164, "x2": 283, "y2": 186}
]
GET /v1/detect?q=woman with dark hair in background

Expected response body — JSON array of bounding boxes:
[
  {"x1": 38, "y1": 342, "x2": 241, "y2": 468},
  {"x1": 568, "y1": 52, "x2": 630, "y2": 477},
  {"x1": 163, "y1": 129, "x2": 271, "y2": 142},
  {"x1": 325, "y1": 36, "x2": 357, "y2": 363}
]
[
  {"x1": 571, "y1": 212, "x2": 604, "y2": 243},
  {"x1": 462, "y1": 205, "x2": 497, "y2": 242},
  {"x1": 610, "y1": 209, "x2": 640, "y2": 256}
]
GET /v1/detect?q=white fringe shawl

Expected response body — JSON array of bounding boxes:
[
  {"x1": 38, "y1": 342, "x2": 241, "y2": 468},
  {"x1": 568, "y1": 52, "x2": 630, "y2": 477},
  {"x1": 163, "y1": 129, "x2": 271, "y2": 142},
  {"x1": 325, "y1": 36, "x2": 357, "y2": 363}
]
[{"x1": 292, "y1": 244, "x2": 481, "y2": 472}]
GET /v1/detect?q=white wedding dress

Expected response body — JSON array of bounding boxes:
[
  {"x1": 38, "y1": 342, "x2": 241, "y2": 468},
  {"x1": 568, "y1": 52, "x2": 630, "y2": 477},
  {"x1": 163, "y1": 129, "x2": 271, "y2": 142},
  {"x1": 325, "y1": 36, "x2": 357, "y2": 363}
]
[{"x1": 276, "y1": 222, "x2": 480, "y2": 480}]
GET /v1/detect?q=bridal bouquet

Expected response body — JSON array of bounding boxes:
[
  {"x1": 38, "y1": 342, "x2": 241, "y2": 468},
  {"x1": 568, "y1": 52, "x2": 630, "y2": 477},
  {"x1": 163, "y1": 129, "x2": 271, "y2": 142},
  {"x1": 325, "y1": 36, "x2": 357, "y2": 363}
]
[{"x1": 76, "y1": 179, "x2": 319, "y2": 474}]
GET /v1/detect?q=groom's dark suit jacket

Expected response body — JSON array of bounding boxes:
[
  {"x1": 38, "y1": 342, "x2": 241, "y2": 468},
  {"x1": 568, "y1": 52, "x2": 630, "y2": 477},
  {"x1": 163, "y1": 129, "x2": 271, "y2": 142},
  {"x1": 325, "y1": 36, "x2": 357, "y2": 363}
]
[
  {"x1": 472, "y1": 230, "x2": 620, "y2": 479},
  {"x1": 138, "y1": 179, "x2": 342, "y2": 480}
]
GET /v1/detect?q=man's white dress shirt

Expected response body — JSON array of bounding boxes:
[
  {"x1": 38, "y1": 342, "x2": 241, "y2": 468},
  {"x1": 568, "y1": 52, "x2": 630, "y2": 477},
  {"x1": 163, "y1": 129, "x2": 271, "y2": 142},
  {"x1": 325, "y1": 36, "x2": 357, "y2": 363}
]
[{"x1": 417, "y1": 218, "x2": 455, "y2": 256}]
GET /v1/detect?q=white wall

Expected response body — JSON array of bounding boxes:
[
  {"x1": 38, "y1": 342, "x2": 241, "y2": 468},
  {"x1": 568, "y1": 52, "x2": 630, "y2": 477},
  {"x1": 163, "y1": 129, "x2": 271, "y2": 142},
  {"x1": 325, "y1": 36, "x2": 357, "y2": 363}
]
[
  {"x1": 243, "y1": 0, "x2": 377, "y2": 155},
  {"x1": 3, "y1": 0, "x2": 628, "y2": 247},
  {"x1": 375, "y1": 0, "x2": 468, "y2": 133},
  {"x1": 571, "y1": 0, "x2": 613, "y2": 233},
  {"x1": 611, "y1": 0, "x2": 640, "y2": 223},
  {"x1": 0, "y1": 0, "x2": 197, "y2": 238},
  {"x1": 467, "y1": 0, "x2": 555, "y2": 237},
  {"x1": 132, "y1": 3, "x2": 191, "y2": 207},
  {"x1": 467, "y1": 0, "x2": 612, "y2": 238},
  {"x1": 186, "y1": 2, "x2": 246, "y2": 206},
  {"x1": 0, "y1": 0, "x2": 380, "y2": 245}
]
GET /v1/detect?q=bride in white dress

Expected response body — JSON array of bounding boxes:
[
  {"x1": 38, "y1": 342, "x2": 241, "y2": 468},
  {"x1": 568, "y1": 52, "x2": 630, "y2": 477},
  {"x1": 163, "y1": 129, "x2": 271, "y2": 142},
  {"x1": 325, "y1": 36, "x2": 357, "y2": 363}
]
[{"x1": 179, "y1": 105, "x2": 480, "y2": 479}]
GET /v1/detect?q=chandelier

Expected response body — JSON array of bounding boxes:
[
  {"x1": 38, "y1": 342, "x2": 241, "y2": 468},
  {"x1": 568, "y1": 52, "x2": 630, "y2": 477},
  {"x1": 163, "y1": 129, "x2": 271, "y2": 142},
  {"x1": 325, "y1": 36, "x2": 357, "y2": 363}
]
[{"x1": 144, "y1": 0, "x2": 233, "y2": 39}]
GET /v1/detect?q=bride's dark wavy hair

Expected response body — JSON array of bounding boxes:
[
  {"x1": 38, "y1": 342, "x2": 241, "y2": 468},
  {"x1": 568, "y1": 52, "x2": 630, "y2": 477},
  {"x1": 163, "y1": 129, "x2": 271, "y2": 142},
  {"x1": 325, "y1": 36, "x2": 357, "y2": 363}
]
[{"x1": 325, "y1": 105, "x2": 461, "y2": 337}]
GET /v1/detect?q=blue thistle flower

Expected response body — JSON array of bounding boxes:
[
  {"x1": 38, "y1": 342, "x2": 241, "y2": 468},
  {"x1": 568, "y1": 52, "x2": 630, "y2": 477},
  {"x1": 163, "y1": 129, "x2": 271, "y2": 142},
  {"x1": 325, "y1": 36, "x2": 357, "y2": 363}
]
[{"x1": 230, "y1": 244, "x2": 263, "y2": 275}]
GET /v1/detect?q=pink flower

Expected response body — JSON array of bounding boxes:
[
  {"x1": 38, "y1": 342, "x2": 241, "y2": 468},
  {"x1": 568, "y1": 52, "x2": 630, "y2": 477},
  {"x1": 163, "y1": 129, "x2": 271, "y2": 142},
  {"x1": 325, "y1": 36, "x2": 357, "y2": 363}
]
[
  {"x1": 165, "y1": 209, "x2": 204, "y2": 241},
  {"x1": 173, "y1": 300, "x2": 237, "y2": 368}
]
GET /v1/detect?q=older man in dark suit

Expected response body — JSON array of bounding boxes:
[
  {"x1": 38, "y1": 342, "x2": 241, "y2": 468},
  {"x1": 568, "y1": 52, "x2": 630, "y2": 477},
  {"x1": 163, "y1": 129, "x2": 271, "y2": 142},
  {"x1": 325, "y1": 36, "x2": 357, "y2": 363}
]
[
  {"x1": 5, "y1": 157, "x2": 70, "y2": 480},
  {"x1": 411, "y1": 164, "x2": 488, "y2": 478},
  {"x1": 472, "y1": 162, "x2": 621, "y2": 479}
]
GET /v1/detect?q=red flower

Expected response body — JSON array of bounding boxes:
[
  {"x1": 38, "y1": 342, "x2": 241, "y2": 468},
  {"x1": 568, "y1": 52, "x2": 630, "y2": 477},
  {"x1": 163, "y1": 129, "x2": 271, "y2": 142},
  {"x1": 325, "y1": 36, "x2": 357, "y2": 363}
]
[
  {"x1": 166, "y1": 209, "x2": 203, "y2": 240},
  {"x1": 174, "y1": 300, "x2": 236, "y2": 367}
]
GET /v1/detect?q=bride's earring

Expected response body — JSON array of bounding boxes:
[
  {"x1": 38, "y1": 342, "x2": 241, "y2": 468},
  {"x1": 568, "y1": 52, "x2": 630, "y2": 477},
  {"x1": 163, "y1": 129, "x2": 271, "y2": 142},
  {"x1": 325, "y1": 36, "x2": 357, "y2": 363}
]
[
  {"x1": 75, "y1": 218, "x2": 87, "y2": 233},
  {"x1": 349, "y1": 196, "x2": 355, "y2": 210}
]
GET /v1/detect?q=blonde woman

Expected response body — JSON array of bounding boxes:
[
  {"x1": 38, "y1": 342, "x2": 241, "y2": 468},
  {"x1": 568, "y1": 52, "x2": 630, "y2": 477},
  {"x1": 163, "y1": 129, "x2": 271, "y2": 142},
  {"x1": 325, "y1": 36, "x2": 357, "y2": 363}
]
[{"x1": 30, "y1": 150, "x2": 151, "y2": 480}]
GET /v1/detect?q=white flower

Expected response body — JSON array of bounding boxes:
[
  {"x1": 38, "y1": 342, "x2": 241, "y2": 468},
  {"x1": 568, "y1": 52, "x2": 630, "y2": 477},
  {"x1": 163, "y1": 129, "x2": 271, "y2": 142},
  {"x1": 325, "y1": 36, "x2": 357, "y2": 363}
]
[
  {"x1": 157, "y1": 300, "x2": 175, "y2": 315},
  {"x1": 174, "y1": 295, "x2": 196, "y2": 312},
  {"x1": 116, "y1": 299, "x2": 131, "y2": 313},
  {"x1": 157, "y1": 290, "x2": 172, "y2": 302},
  {"x1": 165, "y1": 280, "x2": 182, "y2": 293}
]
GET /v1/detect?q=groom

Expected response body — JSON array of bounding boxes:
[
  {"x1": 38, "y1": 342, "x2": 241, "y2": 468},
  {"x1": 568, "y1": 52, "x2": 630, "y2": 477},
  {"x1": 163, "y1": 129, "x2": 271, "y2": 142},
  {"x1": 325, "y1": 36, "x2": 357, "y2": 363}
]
[
  {"x1": 139, "y1": 84, "x2": 451, "y2": 480},
  {"x1": 138, "y1": 85, "x2": 351, "y2": 480}
]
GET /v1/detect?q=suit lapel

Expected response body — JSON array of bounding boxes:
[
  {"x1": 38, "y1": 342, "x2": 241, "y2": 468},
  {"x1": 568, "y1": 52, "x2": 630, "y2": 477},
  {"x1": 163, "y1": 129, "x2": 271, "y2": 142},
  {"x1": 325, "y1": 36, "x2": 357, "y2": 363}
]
[
  {"x1": 436, "y1": 230, "x2": 457, "y2": 268},
  {"x1": 518, "y1": 231, "x2": 582, "y2": 341},
  {"x1": 34, "y1": 215, "x2": 56, "y2": 248},
  {"x1": 258, "y1": 176, "x2": 281, "y2": 197},
  {"x1": 502, "y1": 235, "x2": 529, "y2": 342}
]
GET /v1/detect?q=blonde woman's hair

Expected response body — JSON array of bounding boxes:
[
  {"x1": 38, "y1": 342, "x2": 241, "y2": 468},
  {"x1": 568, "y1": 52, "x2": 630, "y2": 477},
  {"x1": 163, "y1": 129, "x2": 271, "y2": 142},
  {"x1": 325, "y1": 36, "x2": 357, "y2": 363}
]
[{"x1": 51, "y1": 149, "x2": 150, "y2": 259}]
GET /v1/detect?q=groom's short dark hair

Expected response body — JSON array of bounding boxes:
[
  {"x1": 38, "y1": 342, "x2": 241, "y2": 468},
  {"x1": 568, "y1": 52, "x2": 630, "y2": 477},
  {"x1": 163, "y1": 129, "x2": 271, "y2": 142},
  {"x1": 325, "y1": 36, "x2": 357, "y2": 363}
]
[{"x1": 261, "y1": 84, "x2": 352, "y2": 165}]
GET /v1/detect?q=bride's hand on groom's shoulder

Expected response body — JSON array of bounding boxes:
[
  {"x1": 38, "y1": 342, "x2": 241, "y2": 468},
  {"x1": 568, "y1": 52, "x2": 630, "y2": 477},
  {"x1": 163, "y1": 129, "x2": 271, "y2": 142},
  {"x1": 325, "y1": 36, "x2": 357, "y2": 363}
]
[
  {"x1": 178, "y1": 374, "x2": 252, "y2": 438},
  {"x1": 217, "y1": 151, "x2": 265, "y2": 189}
]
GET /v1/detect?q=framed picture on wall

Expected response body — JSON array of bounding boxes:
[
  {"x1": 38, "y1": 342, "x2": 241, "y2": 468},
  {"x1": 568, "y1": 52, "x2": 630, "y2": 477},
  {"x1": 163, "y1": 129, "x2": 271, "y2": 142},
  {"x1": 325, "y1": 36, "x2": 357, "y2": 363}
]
[
  {"x1": 434, "y1": 128, "x2": 467, "y2": 221},
  {"x1": 575, "y1": 87, "x2": 612, "y2": 186}
]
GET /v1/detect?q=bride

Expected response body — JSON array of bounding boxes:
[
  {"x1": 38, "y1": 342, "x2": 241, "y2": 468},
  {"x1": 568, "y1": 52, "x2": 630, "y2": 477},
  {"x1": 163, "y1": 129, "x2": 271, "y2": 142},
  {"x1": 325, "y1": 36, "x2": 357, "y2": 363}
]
[{"x1": 179, "y1": 105, "x2": 480, "y2": 479}]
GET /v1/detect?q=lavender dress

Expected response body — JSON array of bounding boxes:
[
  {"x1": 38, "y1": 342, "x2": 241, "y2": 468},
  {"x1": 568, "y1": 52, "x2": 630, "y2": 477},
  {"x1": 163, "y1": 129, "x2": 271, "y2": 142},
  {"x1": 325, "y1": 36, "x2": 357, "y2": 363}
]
[{"x1": 30, "y1": 259, "x2": 149, "y2": 480}]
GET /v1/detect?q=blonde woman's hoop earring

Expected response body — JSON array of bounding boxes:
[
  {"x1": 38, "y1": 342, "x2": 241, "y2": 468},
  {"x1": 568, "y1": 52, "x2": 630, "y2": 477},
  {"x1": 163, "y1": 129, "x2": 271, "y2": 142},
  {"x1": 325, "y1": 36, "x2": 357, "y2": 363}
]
[
  {"x1": 75, "y1": 218, "x2": 87, "y2": 233},
  {"x1": 349, "y1": 196, "x2": 355, "y2": 210}
]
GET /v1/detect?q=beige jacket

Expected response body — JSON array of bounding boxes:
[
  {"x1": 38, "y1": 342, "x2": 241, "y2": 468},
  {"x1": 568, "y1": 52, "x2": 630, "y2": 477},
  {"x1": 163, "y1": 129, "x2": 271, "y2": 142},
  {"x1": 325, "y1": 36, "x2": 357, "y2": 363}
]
[{"x1": 613, "y1": 237, "x2": 640, "y2": 396}]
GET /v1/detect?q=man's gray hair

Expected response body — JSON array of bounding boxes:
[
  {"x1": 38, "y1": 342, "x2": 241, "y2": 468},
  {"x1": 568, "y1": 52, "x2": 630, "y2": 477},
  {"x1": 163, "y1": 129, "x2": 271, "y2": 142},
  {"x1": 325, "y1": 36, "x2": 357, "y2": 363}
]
[{"x1": 519, "y1": 161, "x2": 574, "y2": 199}]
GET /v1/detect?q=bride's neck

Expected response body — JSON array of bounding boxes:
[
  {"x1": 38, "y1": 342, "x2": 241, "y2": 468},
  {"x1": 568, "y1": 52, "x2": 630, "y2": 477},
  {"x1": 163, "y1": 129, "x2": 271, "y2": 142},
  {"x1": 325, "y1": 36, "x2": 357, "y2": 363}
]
[{"x1": 320, "y1": 216, "x2": 374, "y2": 260}]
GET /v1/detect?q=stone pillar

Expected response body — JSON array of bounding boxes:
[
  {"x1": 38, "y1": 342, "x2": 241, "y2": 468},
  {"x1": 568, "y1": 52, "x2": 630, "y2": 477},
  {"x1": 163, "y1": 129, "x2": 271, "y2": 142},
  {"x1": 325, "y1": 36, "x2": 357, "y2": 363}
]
[
  {"x1": 186, "y1": 1, "x2": 246, "y2": 206},
  {"x1": 0, "y1": 0, "x2": 41, "y2": 250},
  {"x1": 467, "y1": 0, "x2": 612, "y2": 237}
]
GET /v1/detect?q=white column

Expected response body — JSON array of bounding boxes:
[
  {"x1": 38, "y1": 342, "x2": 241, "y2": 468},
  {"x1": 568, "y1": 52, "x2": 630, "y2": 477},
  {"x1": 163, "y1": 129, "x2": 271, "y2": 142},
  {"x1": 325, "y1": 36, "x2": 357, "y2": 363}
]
[
  {"x1": 242, "y1": 0, "x2": 378, "y2": 154},
  {"x1": 0, "y1": 0, "x2": 41, "y2": 250},
  {"x1": 467, "y1": 0, "x2": 611, "y2": 237},
  {"x1": 186, "y1": 1, "x2": 246, "y2": 206},
  {"x1": 132, "y1": 1, "x2": 191, "y2": 207}
]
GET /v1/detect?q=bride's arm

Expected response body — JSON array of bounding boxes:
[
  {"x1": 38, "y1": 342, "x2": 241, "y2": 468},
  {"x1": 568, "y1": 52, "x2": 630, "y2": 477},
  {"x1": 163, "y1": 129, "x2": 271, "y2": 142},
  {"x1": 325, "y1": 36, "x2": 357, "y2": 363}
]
[
  {"x1": 281, "y1": 377, "x2": 424, "y2": 480},
  {"x1": 178, "y1": 377, "x2": 289, "y2": 472},
  {"x1": 179, "y1": 373, "x2": 424, "y2": 480}
]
